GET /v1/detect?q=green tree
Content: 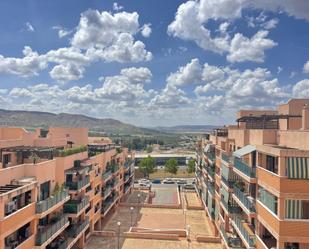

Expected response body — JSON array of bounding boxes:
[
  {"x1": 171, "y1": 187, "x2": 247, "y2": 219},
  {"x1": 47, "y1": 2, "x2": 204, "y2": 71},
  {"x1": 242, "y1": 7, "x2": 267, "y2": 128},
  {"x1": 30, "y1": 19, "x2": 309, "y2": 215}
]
[
  {"x1": 164, "y1": 159, "x2": 178, "y2": 175},
  {"x1": 187, "y1": 159, "x2": 195, "y2": 174},
  {"x1": 138, "y1": 156, "x2": 156, "y2": 178},
  {"x1": 146, "y1": 145, "x2": 153, "y2": 153}
]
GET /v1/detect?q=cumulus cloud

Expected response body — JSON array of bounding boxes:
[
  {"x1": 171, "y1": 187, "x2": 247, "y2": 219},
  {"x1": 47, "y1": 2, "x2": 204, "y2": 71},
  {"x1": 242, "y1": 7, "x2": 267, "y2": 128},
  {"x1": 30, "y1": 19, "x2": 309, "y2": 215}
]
[
  {"x1": 25, "y1": 22, "x2": 34, "y2": 32},
  {"x1": 168, "y1": 0, "x2": 307, "y2": 63},
  {"x1": 113, "y1": 2, "x2": 124, "y2": 11},
  {"x1": 293, "y1": 79, "x2": 309, "y2": 98},
  {"x1": 0, "y1": 9, "x2": 152, "y2": 82},
  {"x1": 303, "y1": 61, "x2": 309, "y2": 73},
  {"x1": 141, "y1": 24, "x2": 152, "y2": 37}
]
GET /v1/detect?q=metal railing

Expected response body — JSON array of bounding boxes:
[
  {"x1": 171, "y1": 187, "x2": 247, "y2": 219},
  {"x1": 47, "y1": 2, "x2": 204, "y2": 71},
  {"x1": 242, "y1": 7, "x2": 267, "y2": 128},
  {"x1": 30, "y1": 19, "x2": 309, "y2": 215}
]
[
  {"x1": 102, "y1": 170, "x2": 112, "y2": 180},
  {"x1": 205, "y1": 166, "x2": 215, "y2": 178},
  {"x1": 220, "y1": 226, "x2": 244, "y2": 248},
  {"x1": 221, "y1": 176, "x2": 235, "y2": 188},
  {"x1": 66, "y1": 218, "x2": 89, "y2": 238},
  {"x1": 205, "y1": 151, "x2": 215, "y2": 161},
  {"x1": 233, "y1": 187, "x2": 255, "y2": 212},
  {"x1": 234, "y1": 158, "x2": 256, "y2": 178},
  {"x1": 231, "y1": 216, "x2": 256, "y2": 248},
  {"x1": 35, "y1": 214, "x2": 68, "y2": 246},
  {"x1": 221, "y1": 199, "x2": 242, "y2": 214},
  {"x1": 36, "y1": 189, "x2": 69, "y2": 213},
  {"x1": 206, "y1": 181, "x2": 215, "y2": 196},
  {"x1": 103, "y1": 186, "x2": 112, "y2": 197},
  {"x1": 63, "y1": 196, "x2": 90, "y2": 214},
  {"x1": 222, "y1": 152, "x2": 231, "y2": 163},
  {"x1": 65, "y1": 176, "x2": 90, "y2": 191}
]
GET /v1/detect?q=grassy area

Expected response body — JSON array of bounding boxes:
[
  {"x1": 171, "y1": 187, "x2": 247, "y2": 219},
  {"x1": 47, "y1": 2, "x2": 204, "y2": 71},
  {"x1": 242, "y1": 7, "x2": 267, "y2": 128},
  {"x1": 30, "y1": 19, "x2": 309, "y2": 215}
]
[{"x1": 149, "y1": 168, "x2": 195, "y2": 180}]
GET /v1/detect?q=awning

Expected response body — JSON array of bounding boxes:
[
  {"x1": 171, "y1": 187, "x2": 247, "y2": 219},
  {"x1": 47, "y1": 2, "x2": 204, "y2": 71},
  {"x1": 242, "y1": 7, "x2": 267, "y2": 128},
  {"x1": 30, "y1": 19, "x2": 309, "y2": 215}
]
[
  {"x1": 286, "y1": 157, "x2": 309, "y2": 179},
  {"x1": 233, "y1": 145, "x2": 256, "y2": 158},
  {"x1": 204, "y1": 144, "x2": 211, "y2": 153}
]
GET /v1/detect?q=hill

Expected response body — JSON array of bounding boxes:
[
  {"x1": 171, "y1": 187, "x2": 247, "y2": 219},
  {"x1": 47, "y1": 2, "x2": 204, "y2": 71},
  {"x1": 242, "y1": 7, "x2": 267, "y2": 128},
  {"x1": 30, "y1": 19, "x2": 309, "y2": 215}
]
[{"x1": 0, "y1": 109, "x2": 158, "y2": 135}]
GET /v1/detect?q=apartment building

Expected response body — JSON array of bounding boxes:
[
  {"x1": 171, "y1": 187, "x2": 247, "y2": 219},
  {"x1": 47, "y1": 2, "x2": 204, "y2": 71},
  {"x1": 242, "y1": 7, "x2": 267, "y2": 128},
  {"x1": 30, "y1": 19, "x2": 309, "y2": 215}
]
[
  {"x1": 195, "y1": 99, "x2": 309, "y2": 249},
  {"x1": 0, "y1": 127, "x2": 134, "y2": 249}
]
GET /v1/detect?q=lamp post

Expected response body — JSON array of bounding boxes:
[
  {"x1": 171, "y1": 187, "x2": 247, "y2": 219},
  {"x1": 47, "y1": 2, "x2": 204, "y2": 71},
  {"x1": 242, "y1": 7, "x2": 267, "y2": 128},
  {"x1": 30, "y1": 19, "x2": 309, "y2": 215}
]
[
  {"x1": 136, "y1": 193, "x2": 141, "y2": 224},
  {"x1": 184, "y1": 209, "x2": 187, "y2": 228},
  {"x1": 187, "y1": 225, "x2": 191, "y2": 249},
  {"x1": 130, "y1": 207, "x2": 134, "y2": 227},
  {"x1": 117, "y1": 221, "x2": 121, "y2": 249}
]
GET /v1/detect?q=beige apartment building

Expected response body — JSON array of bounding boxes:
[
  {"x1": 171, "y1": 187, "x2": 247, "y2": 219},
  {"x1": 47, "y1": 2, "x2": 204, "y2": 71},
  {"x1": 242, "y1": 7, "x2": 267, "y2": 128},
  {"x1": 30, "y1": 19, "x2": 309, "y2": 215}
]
[
  {"x1": 0, "y1": 127, "x2": 134, "y2": 249},
  {"x1": 195, "y1": 99, "x2": 309, "y2": 249}
]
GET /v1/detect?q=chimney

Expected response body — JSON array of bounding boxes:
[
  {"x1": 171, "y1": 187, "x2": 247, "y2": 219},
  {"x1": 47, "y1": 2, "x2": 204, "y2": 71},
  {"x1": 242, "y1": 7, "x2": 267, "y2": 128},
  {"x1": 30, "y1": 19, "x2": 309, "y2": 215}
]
[{"x1": 302, "y1": 104, "x2": 309, "y2": 130}]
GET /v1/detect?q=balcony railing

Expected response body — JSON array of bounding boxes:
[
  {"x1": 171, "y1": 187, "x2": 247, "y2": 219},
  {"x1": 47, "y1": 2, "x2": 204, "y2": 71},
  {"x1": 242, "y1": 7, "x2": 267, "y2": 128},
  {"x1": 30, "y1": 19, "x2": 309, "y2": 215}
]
[
  {"x1": 222, "y1": 152, "x2": 231, "y2": 163},
  {"x1": 64, "y1": 196, "x2": 90, "y2": 214},
  {"x1": 221, "y1": 199, "x2": 242, "y2": 214},
  {"x1": 66, "y1": 218, "x2": 89, "y2": 238},
  {"x1": 231, "y1": 216, "x2": 256, "y2": 248},
  {"x1": 233, "y1": 187, "x2": 255, "y2": 213},
  {"x1": 220, "y1": 226, "x2": 244, "y2": 248},
  {"x1": 103, "y1": 186, "x2": 112, "y2": 197},
  {"x1": 102, "y1": 170, "x2": 112, "y2": 180},
  {"x1": 35, "y1": 214, "x2": 68, "y2": 246},
  {"x1": 124, "y1": 159, "x2": 133, "y2": 169},
  {"x1": 65, "y1": 176, "x2": 90, "y2": 191},
  {"x1": 221, "y1": 176, "x2": 235, "y2": 188},
  {"x1": 205, "y1": 166, "x2": 215, "y2": 178},
  {"x1": 206, "y1": 181, "x2": 215, "y2": 196},
  {"x1": 36, "y1": 189, "x2": 69, "y2": 214},
  {"x1": 205, "y1": 151, "x2": 215, "y2": 161},
  {"x1": 234, "y1": 158, "x2": 256, "y2": 178}
]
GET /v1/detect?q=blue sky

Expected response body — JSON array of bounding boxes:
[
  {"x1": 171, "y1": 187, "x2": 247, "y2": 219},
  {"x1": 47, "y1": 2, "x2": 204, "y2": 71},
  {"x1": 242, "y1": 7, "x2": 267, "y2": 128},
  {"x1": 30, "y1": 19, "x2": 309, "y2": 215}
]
[{"x1": 0, "y1": 0, "x2": 309, "y2": 127}]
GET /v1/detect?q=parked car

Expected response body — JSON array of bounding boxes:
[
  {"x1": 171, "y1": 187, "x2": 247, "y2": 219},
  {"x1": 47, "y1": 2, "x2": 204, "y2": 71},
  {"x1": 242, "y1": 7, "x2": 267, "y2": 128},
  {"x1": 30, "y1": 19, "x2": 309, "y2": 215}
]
[
  {"x1": 162, "y1": 179, "x2": 176, "y2": 184},
  {"x1": 183, "y1": 184, "x2": 195, "y2": 190},
  {"x1": 139, "y1": 182, "x2": 151, "y2": 189},
  {"x1": 176, "y1": 179, "x2": 187, "y2": 185},
  {"x1": 152, "y1": 179, "x2": 161, "y2": 184}
]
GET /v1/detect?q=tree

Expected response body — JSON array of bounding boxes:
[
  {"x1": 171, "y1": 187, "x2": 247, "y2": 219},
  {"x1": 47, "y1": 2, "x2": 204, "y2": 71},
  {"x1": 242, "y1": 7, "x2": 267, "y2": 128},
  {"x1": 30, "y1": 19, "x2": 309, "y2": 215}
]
[
  {"x1": 138, "y1": 156, "x2": 156, "y2": 178},
  {"x1": 187, "y1": 159, "x2": 195, "y2": 174},
  {"x1": 164, "y1": 159, "x2": 178, "y2": 175},
  {"x1": 146, "y1": 145, "x2": 153, "y2": 153}
]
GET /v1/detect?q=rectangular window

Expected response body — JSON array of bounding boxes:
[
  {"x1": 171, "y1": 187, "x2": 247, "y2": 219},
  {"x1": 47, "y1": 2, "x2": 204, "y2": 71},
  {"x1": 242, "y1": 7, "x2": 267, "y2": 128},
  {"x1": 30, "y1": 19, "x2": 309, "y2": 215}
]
[{"x1": 286, "y1": 199, "x2": 309, "y2": 219}]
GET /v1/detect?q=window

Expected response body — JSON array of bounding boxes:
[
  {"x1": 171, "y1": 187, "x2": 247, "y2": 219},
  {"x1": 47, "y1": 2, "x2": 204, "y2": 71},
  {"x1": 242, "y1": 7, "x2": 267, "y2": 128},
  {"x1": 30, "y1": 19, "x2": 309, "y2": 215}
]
[
  {"x1": 286, "y1": 199, "x2": 309, "y2": 219},
  {"x1": 266, "y1": 155, "x2": 278, "y2": 174},
  {"x1": 258, "y1": 187, "x2": 278, "y2": 215}
]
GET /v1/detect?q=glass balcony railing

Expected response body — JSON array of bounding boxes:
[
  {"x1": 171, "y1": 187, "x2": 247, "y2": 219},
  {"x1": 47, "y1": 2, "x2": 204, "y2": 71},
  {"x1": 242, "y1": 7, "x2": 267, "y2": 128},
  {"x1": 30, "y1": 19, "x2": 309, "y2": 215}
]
[
  {"x1": 205, "y1": 152, "x2": 215, "y2": 161},
  {"x1": 124, "y1": 174, "x2": 130, "y2": 181},
  {"x1": 35, "y1": 214, "x2": 68, "y2": 246},
  {"x1": 65, "y1": 176, "x2": 90, "y2": 191},
  {"x1": 206, "y1": 181, "x2": 215, "y2": 196},
  {"x1": 66, "y1": 218, "x2": 89, "y2": 238},
  {"x1": 233, "y1": 187, "x2": 255, "y2": 213},
  {"x1": 221, "y1": 199, "x2": 242, "y2": 214},
  {"x1": 220, "y1": 226, "x2": 244, "y2": 248},
  {"x1": 205, "y1": 166, "x2": 215, "y2": 178},
  {"x1": 102, "y1": 170, "x2": 112, "y2": 180},
  {"x1": 103, "y1": 186, "x2": 112, "y2": 197},
  {"x1": 221, "y1": 176, "x2": 235, "y2": 188},
  {"x1": 36, "y1": 189, "x2": 69, "y2": 214},
  {"x1": 63, "y1": 196, "x2": 90, "y2": 214},
  {"x1": 222, "y1": 152, "x2": 231, "y2": 163},
  {"x1": 231, "y1": 216, "x2": 256, "y2": 248},
  {"x1": 234, "y1": 158, "x2": 256, "y2": 178},
  {"x1": 124, "y1": 159, "x2": 133, "y2": 169}
]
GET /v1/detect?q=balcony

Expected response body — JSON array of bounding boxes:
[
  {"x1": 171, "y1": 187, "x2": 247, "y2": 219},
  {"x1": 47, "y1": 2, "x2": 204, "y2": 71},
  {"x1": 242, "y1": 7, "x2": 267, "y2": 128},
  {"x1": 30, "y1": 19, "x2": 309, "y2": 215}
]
[
  {"x1": 102, "y1": 170, "x2": 112, "y2": 180},
  {"x1": 206, "y1": 181, "x2": 215, "y2": 196},
  {"x1": 221, "y1": 199, "x2": 242, "y2": 214},
  {"x1": 220, "y1": 226, "x2": 245, "y2": 248},
  {"x1": 36, "y1": 190, "x2": 69, "y2": 214},
  {"x1": 231, "y1": 216, "x2": 256, "y2": 248},
  {"x1": 205, "y1": 151, "x2": 215, "y2": 162},
  {"x1": 66, "y1": 218, "x2": 89, "y2": 238},
  {"x1": 205, "y1": 165, "x2": 215, "y2": 178},
  {"x1": 221, "y1": 176, "x2": 235, "y2": 189},
  {"x1": 124, "y1": 159, "x2": 134, "y2": 169},
  {"x1": 65, "y1": 176, "x2": 90, "y2": 191},
  {"x1": 234, "y1": 158, "x2": 256, "y2": 178},
  {"x1": 233, "y1": 187, "x2": 255, "y2": 213},
  {"x1": 124, "y1": 173, "x2": 130, "y2": 182},
  {"x1": 63, "y1": 197, "x2": 90, "y2": 214},
  {"x1": 103, "y1": 186, "x2": 112, "y2": 198},
  {"x1": 35, "y1": 214, "x2": 69, "y2": 246},
  {"x1": 222, "y1": 152, "x2": 231, "y2": 164}
]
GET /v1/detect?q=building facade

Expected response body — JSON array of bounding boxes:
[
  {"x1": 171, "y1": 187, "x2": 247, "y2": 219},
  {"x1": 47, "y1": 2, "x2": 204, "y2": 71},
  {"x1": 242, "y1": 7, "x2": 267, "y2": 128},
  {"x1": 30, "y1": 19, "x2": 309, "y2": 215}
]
[
  {"x1": 0, "y1": 127, "x2": 134, "y2": 249},
  {"x1": 196, "y1": 99, "x2": 309, "y2": 249}
]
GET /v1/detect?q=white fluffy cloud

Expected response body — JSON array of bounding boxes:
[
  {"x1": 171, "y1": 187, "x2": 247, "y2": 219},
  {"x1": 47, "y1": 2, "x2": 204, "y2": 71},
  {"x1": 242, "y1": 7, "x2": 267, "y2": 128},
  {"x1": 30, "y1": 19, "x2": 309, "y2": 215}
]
[
  {"x1": 293, "y1": 79, "x2": 309, "y2": 98},
  {"x1": 0, "y1": 46, "x2": 47, "y2": 77},
  {"x1": 141, "y1": 24, "x2": 152, "y2": 37},
  {"x1": 168, "y1": 0, "x2": 307, "y2": 63},
  {"x1": 0, "y1": 9, "x2": 152, "y2": 82},
  {"x1": 26, "y1": 22, "x2": 34, "y2": 32},
  {"x1": 303, "y1": 61, "x2": 309, "y2": 73}
]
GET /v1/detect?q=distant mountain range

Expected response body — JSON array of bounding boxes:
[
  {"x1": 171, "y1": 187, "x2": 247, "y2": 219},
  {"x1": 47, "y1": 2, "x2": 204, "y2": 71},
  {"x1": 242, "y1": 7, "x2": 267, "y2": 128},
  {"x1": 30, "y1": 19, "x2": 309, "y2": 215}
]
[
  {"x1": 153, "y1": 125, "x2": 218, "y2": 133},
  {"x1": 0, "y1": 109, "x2": 158, "y2": 135}
]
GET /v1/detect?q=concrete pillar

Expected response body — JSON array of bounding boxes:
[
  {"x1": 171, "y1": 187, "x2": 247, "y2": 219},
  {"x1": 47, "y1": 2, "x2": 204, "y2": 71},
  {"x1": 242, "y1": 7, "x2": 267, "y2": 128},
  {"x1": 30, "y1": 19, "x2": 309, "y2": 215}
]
[
  {"x1": 278, "y1": 157, "x2": 285, "y2": 177},
  {"x1": 302, "y1": 105, "x2": 309, "y2": 130}
]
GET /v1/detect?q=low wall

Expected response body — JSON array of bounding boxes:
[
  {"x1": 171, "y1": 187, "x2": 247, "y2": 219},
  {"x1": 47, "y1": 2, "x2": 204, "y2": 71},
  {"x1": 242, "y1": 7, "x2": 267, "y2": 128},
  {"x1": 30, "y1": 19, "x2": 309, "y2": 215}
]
[
  {"x1": 119, "y1": 202, "x2": 181, "y2": 209},
  {"x1": 184, "y1": 194, "x2": 204, "y2": 210},
  {"x1": 130, "y1": 227, "x2": 186, "y2": 237},
  {"x1": 124, "y1": 232, "x2": 179, "y2": 240},
  {"x1": 196, "y1": 235, "x2": 221, "y2": 243}
]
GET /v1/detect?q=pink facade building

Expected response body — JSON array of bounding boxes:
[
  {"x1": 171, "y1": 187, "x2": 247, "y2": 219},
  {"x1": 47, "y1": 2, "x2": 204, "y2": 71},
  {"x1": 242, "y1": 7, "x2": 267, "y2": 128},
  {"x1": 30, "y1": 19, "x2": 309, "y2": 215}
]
[
  {"x1": 196, "y1": 99, "x2": 309, "y2": 249},
  {"x1": 0, "y1": 127, "x2": 134, "y2": 249}
]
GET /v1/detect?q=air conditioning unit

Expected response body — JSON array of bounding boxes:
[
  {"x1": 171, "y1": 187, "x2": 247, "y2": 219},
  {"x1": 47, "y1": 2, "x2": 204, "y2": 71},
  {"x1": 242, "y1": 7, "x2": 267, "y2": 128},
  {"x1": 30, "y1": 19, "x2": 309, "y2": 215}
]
[{"x1": 5, "y1": 200, "x2": 17, "y2": 215}]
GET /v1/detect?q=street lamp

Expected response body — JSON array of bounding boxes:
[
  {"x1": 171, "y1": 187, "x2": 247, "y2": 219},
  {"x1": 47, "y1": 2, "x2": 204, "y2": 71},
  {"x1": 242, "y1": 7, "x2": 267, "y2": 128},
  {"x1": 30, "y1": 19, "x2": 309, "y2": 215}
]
[
  {"x1": 187, "y1": 225, "x2": 191, "y2": 249},
  {"x1": 184, "y1": 209, "x2": 187, "y2": 228},
  {"x1": 137, "y1": 193, "x2": 141, "y2": 205},
  {"x1": 117, "y1": 221, "x2": 121, "y2": 249},
  {"x1": 130, "y1": 207, "x2": 134, "y2": 227}
]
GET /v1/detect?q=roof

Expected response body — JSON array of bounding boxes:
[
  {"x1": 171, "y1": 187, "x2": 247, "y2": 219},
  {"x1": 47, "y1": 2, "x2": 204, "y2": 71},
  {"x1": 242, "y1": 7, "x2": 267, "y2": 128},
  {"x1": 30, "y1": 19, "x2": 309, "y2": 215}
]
[
  {"x1": 236, "y1": 114, "x2": 302, "y2": 122},
  {"x1": 233, "y1": 145, "x2": 256, "y2": 158},
  {"x1": 1, "y1": 146, "x2": 57, "y2": 152}
]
